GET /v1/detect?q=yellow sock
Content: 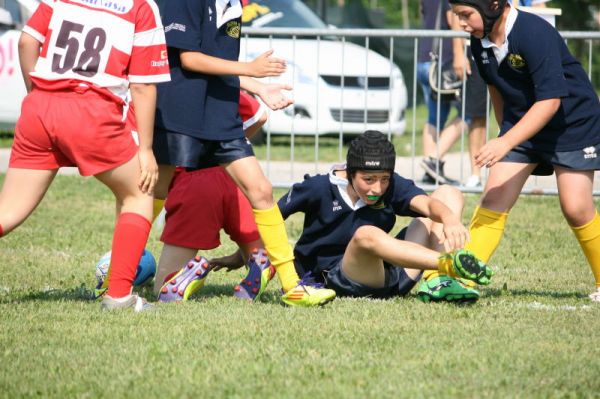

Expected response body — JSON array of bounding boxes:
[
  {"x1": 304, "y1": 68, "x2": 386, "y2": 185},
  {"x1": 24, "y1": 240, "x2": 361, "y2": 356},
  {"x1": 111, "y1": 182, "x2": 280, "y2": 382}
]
[
  {"x1": 423, "y1": 270, "x2": 440, "y2": 281},
  {"x1": 152, "y1": 199, "x2": 165, "y2": 223},
  {"x1": 465, "y1": 206, "x2": 508, "y2": 263},
  {"x1": 571, "y1": 211, "x2": 600, "y2": 288},
  {"x1": 437, "y1": 255, "x2": 458, "y2": 279},
  {"x1": 253, "y1": 206, "x2": 299, "y2": 292}
]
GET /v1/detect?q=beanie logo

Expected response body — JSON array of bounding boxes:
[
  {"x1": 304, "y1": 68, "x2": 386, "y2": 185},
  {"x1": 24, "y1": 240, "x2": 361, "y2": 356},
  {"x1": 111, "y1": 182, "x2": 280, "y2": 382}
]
[{"x1": 364, "y1": 161, "x2": 380, "y2": 167}]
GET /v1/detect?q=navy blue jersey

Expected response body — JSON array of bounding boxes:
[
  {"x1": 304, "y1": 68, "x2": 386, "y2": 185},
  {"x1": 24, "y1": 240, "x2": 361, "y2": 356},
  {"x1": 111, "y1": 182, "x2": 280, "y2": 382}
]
[
  {"x1": 471, "y1": 10, "x2": 600, "y2": 151},
  {"x1": 155, "y1": 0, "x2": 244, "y2": 140},
  {"x1": 278, "y1": 169, "x2": 426, "y2": 279}
]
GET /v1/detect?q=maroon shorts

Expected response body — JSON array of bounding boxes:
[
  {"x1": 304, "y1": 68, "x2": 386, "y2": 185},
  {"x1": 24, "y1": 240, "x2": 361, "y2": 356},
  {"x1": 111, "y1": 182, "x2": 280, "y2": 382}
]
[
  {"x1": 160, "y1": 166, "x2": 260, "y2": 249},
  {"x1": 10, "y1": 88, "x2": 138, "y2": 176}
]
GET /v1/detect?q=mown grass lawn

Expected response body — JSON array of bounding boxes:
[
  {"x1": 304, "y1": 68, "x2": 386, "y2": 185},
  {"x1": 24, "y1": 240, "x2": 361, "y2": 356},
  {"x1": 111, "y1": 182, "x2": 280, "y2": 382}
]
[{"x1": 0, "y1": 175, "x2": 599, "y2": 398}]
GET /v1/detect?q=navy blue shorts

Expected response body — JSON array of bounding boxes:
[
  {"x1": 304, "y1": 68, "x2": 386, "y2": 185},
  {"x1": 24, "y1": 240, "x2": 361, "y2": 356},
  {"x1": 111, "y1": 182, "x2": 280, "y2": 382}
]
[
  {"x1": 502, "y1": 142, "x2": 600, "y2": 176},
  {"x1": 322, "y1": 227, "x2": 419, "y2": 299},
  {"x1": 153, "y1": 128, "x2": 255, "y2": 169},
  {"x1": 324, "y1": 261, "x2": 418, "y2": 299}
]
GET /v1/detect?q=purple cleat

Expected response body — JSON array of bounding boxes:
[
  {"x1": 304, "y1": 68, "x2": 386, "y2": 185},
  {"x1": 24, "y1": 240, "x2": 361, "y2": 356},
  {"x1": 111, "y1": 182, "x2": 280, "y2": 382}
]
[
  {"x1": 158, "y1": 256, "x2": 211, "y2": 302},
  {"x1": 234, "y1": 248, "x2": 275, "y2": 301}
]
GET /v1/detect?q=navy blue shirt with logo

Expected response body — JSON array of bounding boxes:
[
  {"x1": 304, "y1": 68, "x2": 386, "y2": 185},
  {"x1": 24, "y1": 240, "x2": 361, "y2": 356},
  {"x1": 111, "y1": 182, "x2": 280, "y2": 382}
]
[
  {"x1": 156, "y1": 0, "x2": 243, "y2": 140},
  {"x1": 471, "y1": 11, "x2": 600, "y2": 151},
  {"x1": 277, "y1": 170, "x2": 426, "y2": 280}
]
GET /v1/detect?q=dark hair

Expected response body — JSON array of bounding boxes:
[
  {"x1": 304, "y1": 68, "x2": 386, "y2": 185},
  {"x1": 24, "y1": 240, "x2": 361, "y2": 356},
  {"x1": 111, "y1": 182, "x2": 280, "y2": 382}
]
[
  {"x1": 346, "y1": 130, "x2": 396, "y2": 178},
  {"x1": 448, "y1": 0, "x2": 508, "y2": 35}
]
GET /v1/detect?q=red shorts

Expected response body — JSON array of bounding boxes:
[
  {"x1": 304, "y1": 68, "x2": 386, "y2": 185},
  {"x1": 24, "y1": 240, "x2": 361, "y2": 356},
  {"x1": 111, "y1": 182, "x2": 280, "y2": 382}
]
[
  {"x1": 239, "y1": 91, "x2": 265, "y2": 130},
  {"x1": 10, "y1": 88, "x2": 138, "y2": 176},
  {"x1": 161, "y1": 166, "x2": 260, "y2": 249}
]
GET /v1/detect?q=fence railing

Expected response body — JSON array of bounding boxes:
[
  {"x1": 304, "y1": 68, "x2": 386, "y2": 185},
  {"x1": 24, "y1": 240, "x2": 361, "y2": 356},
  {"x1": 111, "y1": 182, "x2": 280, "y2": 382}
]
[{"x1": 240, "y1": 27, "x2": 600, "y2": 196}]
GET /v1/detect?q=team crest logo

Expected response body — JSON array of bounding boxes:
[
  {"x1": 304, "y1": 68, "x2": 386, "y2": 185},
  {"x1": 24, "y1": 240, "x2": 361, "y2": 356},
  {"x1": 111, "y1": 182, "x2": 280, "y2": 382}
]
[
  {"x1": 226, "y1": 21, "x2": 241, "y2": 38},
  {"x1": 507, "y1": 54, "x2": 526, "y2": 69},
  {"x1": 583, "y1": 146, "x2": 597, "y2": 159}
]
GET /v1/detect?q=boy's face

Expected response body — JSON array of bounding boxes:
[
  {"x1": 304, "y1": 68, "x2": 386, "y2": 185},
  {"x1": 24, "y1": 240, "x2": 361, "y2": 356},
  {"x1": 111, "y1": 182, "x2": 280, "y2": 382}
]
[
  {"x1": 352, "y1": 170, "x2": 391, "y2": 205},
  {"x1": 452, "y1": 5, "x2": 485, "y2": 38}
]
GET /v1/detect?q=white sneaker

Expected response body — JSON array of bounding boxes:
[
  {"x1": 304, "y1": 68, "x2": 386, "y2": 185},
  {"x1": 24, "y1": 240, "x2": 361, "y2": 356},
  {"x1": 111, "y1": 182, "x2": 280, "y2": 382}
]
[
  {"x1": 101, "y1": 294, "x2": 154, "y2": 312},
  {"x1": 464, "y1": 175, "x2": 481, "y2": 188},
  {"x1": 589, "y1": 287, "x2": 600, "y2": 302}
]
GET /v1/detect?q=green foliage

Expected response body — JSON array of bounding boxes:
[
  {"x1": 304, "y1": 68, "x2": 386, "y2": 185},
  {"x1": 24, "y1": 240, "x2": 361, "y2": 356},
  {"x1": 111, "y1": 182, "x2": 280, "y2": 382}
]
[{"x1": 1, "y1": 175, "x2": 599, "y2": 398}]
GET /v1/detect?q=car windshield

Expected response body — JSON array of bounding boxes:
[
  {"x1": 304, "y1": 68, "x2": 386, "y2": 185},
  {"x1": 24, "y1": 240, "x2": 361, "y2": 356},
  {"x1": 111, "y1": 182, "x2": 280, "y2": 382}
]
[{"x1": 242, "y1": 0, "x2": 327, "y2": 29}]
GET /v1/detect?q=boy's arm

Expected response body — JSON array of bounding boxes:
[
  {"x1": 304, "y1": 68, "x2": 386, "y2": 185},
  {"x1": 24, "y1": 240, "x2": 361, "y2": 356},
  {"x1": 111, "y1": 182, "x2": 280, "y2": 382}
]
[
  {"x1": 239, "y1": 76, "x2": 293, "y2": 111},
  {"x1": 18, "y1": 33, "x2": 41, "y2": 93},
  {"x1": 488, "y1": 84, "x2": 504, "y2": 128},
  {"x1": 180, "y1": 49, "x2": 285, "y2": 78},
  {"x1": 449, "y1": 11, "x2": 470, "y2": 79},
  {"x1": 129, "y1": 83, "x2": 159, "y2": 194},
  {"x1": 475, "y1": 95, "x2": 560, "y2": 168},
  {"x1": 409, "y1": 194, "x2": 470, "y2": 252}
]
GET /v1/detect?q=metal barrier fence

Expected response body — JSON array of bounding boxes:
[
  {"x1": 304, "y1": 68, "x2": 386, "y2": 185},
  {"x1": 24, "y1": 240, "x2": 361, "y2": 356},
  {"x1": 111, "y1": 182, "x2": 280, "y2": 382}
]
[{"x1": 241, "y1": 27, "x2": 600, "y2": 196}]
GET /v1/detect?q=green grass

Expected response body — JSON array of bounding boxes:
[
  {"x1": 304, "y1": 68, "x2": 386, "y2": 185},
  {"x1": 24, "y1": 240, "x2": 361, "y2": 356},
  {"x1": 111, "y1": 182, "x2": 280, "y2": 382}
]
[{"x1": 1, "y1": 176, "x2": 600, "y2": 398}]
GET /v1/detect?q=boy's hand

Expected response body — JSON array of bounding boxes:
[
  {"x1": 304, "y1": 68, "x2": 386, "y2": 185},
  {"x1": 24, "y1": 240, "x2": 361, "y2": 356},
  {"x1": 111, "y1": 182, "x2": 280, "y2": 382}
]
[
  {"x1": 210, "y1": 250, "x2": 245, "y2": 272},
  {"x1": 440, "y1": 220, "x2": 470, "y2": 252},
  {"x1": 248, "y1": 50, "x2": 286, "y2": 77},
  {"x1": 257, "y1": 83, "x2": 293, "y2": 110},
  {"x1": 138, "y1": 148, "x2": 158, "y2": 194},
  {"x1": 475, "y1": 136, "x2": 512, "y2": 168}
]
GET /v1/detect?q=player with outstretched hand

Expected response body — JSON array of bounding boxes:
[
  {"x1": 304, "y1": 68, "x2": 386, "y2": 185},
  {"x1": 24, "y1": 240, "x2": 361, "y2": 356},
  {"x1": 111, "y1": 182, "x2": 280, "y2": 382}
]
[
  {"x1": 152, "y1": 0, "x2": 335, "y2": 306},
  {"x1": 449, "y1": 0, "x2": 600, "y2": 301},
  {"x1": 1, "y1": 0, "x2": 170, "y2": 311},
  {"x1": 270, "y1": 131, "x2": 493, "y2": 303}
]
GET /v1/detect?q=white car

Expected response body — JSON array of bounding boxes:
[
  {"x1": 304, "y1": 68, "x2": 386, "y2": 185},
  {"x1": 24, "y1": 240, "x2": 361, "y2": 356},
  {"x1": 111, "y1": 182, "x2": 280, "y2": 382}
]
[
  {"x1": 0, "y1": 0, "x2": 408, "y2": 138},
  {"x1": 0, "y1": 0, "x2": 37, "y2": 129},
  {"x1": 241, "y1": 0, "x2": 407, "y2": 137}
]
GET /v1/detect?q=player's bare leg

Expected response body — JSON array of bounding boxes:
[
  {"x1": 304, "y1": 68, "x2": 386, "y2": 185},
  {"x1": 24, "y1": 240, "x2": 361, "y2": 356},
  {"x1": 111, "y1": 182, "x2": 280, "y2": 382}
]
[
  {"x1": 154, "y1": 244, "x2": 197, "y2": 295},
  {"x1": 555, "y1": 167, "x2": 596, "y2": 227},
  {"x1": 341, "y1": 185, "x2": 465, "y2": 287},
  {"x1": 479, "y1": 162, "x2": 536, "y2": 212},
  {"x1": 95, "y1": 155, "x2": 153, "y2": 304},
  {"x1": 556, "y1": 167, "x2": 600, "y2": 300},
  {"x1": 153, "y1": 164, "x2": 177, "y2": 201},
  {"x1": 0, "y1": 168, "x2": 57, "y2": 235}
]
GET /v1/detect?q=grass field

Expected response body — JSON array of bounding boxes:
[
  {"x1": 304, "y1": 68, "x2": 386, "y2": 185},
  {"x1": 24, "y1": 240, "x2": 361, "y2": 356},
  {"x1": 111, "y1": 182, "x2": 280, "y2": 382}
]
[{"x1": 0, "y1": 175, "x2": 599, "y2": 398}]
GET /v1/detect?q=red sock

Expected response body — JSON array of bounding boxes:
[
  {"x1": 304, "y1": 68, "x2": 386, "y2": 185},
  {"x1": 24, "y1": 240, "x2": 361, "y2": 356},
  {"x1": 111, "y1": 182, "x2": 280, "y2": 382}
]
[
  {"x1": 106, "y1": 213, "x2": 151, "y2": 298},
  {"x1": 0, "y1": 224, "x2": 4, "y2": 237}
]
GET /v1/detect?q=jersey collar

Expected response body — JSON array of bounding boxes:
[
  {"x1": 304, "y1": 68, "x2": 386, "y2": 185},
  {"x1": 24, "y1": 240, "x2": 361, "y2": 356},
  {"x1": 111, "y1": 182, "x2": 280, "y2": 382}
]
[
  {"x1": 328, "y1": 164, "x2": 368, "y2": 211},
  {"x1": 481, "y1": 5, "x2": 518, "y2": 64},
  {"x1": 215, "y1": 0, "x2": 242, "y2": 29}
]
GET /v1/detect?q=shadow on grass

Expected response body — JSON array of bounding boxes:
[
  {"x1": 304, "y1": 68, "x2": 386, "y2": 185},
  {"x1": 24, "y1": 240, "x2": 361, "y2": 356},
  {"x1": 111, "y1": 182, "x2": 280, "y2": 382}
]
[
  {"x1": 1, "y1": 284, "x2": 95, "y2": 304},
  {"x1": 483, "y1": 287, "x2": 589, "y2": 300}
]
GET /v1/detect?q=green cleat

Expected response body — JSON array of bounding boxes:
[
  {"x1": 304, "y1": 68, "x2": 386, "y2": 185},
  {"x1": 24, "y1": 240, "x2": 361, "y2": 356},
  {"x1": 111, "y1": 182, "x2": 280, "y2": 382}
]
[
  {"x1": 417, "y1": 275, "x2": 480, "y2": 303},
  {"x1": 445, "y1": 249, "x2": 494, "y2": 285}
]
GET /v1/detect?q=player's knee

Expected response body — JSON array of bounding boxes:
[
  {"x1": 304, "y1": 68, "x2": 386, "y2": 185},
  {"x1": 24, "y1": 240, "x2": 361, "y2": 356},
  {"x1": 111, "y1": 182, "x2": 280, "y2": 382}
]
[
  {"x1": 352, "y1": 225, "x2": 381, "y2": 251},
  {"x1": 560, "y1": 201, "x2": 595, "y2": 227},
  {"x1": 245, "y1": 178, "x2": 273, "y2": 206},
  {"x1": 432, "y1": 184, "x2": 464, "y2": 208}
]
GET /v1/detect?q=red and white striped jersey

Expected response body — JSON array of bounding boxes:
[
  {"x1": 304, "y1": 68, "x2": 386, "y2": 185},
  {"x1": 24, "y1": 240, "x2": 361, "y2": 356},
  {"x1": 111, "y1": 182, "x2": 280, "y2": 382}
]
[{"x1": 23, "y1": 0, "x2": 170, "y2": 103}]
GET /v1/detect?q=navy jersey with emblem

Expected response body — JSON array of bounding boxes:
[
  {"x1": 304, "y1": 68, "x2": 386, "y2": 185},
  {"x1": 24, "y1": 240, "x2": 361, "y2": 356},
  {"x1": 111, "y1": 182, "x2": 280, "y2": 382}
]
[
  {"x1": 471, "y1": 11, "x2": 600, "y2": 152},
  {"x1": 155, "y1": 0, "x2": 244, "y2": 140},
  {"x1": 277, "y1": 170, "x2": 426, "y2": 280}
]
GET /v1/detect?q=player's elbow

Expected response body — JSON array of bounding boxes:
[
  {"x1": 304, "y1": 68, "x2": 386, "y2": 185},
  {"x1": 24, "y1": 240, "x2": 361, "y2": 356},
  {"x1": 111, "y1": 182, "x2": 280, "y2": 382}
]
[
  {"x1": 179, "y1": 51, "x2": 199, "y2": 71},
  {"x1": 542, "y1": 98, "x2": 561, "y2": 114},
  {"x1": 18, "y1": 32, "x2": 39, "y2": 55}
]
